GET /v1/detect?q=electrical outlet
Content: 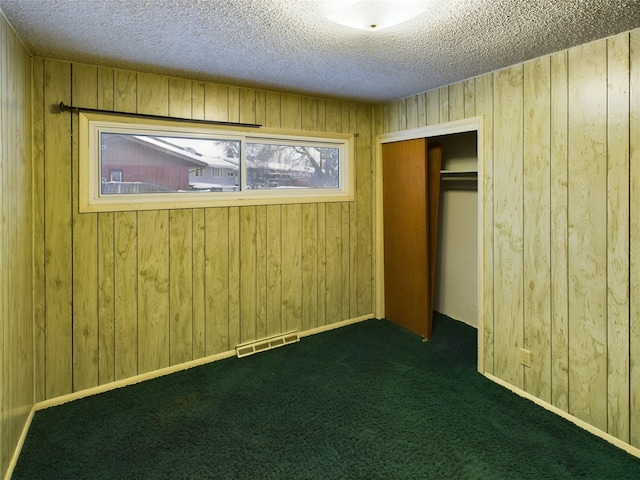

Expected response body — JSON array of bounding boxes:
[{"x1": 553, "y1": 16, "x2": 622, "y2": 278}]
[{"x1": 520, "y1": 348, "x2": 531, "y2": 368}]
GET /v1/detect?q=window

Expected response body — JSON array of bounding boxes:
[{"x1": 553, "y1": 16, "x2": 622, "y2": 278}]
[
  {"x1": 109, "y1": 169, "x2": 123, "y2": 182},
  {"x1": 79, "y1": 112, "x2": 353, "y2": 212}
]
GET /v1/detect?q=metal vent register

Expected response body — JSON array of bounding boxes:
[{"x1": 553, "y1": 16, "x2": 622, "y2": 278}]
[{"x1": 236, "y1": 331, "x2": 299, "y2": 358}]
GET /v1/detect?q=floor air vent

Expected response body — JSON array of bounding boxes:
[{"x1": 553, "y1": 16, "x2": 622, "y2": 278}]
[{"x1": 236, "y1": 331, "x2": 299, "y2": 358}]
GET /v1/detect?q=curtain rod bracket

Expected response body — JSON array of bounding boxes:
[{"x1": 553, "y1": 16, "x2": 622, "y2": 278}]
[{"x1": 58, "y1": 102, "x2": 262, "y2": 128}]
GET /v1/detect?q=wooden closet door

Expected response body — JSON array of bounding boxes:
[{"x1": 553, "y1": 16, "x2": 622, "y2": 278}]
[{"x1": 382, "y1": 139, "x2": 441, "y2": 339}]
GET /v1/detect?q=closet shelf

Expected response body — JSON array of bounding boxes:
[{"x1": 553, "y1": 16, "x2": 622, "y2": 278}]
[{"x1": 440, "y1": 170, "x2": 477, "y2": 181}]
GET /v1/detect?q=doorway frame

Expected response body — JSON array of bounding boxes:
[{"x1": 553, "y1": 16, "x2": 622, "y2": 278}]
[{"x1": 375, "y1": 116, "x2": 484, "y2": 373}]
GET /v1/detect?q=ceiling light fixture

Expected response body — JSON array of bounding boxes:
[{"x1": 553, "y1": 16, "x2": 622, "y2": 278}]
[{"x1": 319, "y1": 0, "x2": 428, "y2": 31}]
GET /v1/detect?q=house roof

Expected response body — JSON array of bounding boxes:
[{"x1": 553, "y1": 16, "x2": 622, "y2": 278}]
[
  {"x1": 101, "y1": 134, "x2": 210, "y2": 168},
  {"x1": 1, "y1": 0, "x2": 639, "y2": 103},
  {"x1": 131, "y1": 136, "x2": 210, "y2": 167}
]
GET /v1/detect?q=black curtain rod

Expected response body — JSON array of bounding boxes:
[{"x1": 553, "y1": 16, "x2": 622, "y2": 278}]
[{"x1": 58, "y1": 102, "x2": 262, "y2": 128}]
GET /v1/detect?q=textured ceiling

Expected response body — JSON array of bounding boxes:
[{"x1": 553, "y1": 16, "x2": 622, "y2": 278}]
[{"x1": 1, "y1": 0, "x2": 640, "y2": 103}]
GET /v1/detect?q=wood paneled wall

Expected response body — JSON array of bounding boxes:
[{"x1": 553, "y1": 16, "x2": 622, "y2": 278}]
[
  {"x1": 378, "y1": 29, "x2": 640, "y2": 450},
  {"x1": 31, "y1": 60, "x2": 375, "y2": 401},
  {"x1": 0, "y1": 13, "x2": 33, "y2": 480}
]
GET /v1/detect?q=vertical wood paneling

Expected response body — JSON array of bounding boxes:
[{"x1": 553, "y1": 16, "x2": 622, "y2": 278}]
[
  {"x1": 406, "y1": 95, "x2": 419, "y2": 129},
  {"x1": 205, "y1": 208, "x2": 230, "y2": 353},
  {"x1": 317, "y1": 205, "x2": 327, "y2": 326},
  {"x1": 630, "y1": 29, "x2": 640, "y2": 449},
  {"x1": 464, "y1": 79, "x2": 476, "y2": 118},
  {"x1": 114, "y1": 69, "x2": 136, "y2": 113},
  {"x1": 326, "y1": 100, "x2": 342, "y2": 133},
  {"x1": 255, "y1": 205, "x2": 268, "y2": 339},
  {"x1": 302, "y1": 97, "x2": 317, "y2": 131},
  {"x1": 448, "y1": 82, "x2": 465, "y2": 121},
  {"x1": 190, "y1": 70, "x2": 206, "y2": 352},
  {"x1": 137, "y1": 73, "x2": 168, "y2": 115},
  {"x1": 97, "y1": 66, "x2": 116, "y2": 385},
  {"x1": 282, "y1": 94, "x2": 302, "y2": 130},
  {"x1": 348, "y1": 106, "x2": 359, "y2": 319},
  {"x1": 228, "y1": 85, "x2": 240, "y2": 123},
  {"x1": 606, "y1": 33, "x2": 631, "y2": 442},
  {"x1": 386, "y1": 100, "x2": 399, "y2": 133},
  {"x1": 240, "y1": 206, "x2": 258, "y2": 343},
  {"x1": 523, "y1": 57, "x2": 552, "y2": 401},
  {"x1": 192, "y1": 82, "x2": 206, "y2": 120},
  {"x1": 302, "y1": 204, "x2": 319, "y2": 331},
  {"x1": 341, "y1": 104, "x2": 350, "y2": 135},
  {"x1": 1, "y1": 21, "x2": 5, "y2": 469},
  {"x1": 1, "y1": 20, "x2": 32, "y2": 479},
  {"x1": 417, "y1": 92, "x2": 427, "y2": 127},
  {"x1": 265, "y1": 91, "x2": 281, "y2": 128},
  {"x1": 240, "y1": 88, "x2": 256, "y2": 125},
  {"x1": 341, "y1": 202, "x2": 351, "y2": 319},
  {"x1": 44, "y1": 59, "x2": 73, "y2": 398},
  {"x1": 228, "y1": 207, "x2": 241, "y2": 347},
  {"x1": 255, "y1": 90, "x2": 267, "y2": 126},
  {"x1": 325, "y1": 203, "x2": 342, "y2": 322},
  {"x1": 376, "y1": 104, "x2": 387, "y2": 134},
  {"x1": 114, "y1": 211, "x2": 138, "y2": 380},
  {"x1": 357, "y1": 105, "x2": 374, "y2": 316},
  {"x1": 169, "y1": 209, "x2": 194, "y2": 365},
  {"x1": 71, "y1": 63, "x2": 99, "y2": 391},
  {"x1": 426, "y1": 89, "x2": 440, "y2": 125},
  {"x1": 137, "y1": 210, "x2": 170, "y2": 373},
  {"x1": 111, "y1": 66, "x2": 138, "y2": 382},
  {"x1": 567, "y1": 40, "x2": 608, "y2": 431},
  {"x1": 97, "y1": 212, "x2": 115, "y2": 384},
  {"x1": 266, "y1": 205, "x2": 282, "y2": 335},
  {"x1": 549, "y1": 50, "x2": 570, "y2": 411},
  {"x1": 438, "y1": 86, "x2": 449, "y2": 123},
  {"x1": 282, "y1": 204, "x2": 302, "y2": 331},
  {"x1": 169, "y1": 77, "x2": 192, "y2": 118},
  {"x1": 137, "y1": 74, "x2": 170, "y2": 373},
  {"x1": 493, "y1": 65, "x2": 524, "y2": 387},
  {"x1": 192, "y1": 208, "x2": 206, "y2": 358},
  {"x1": 400, "y1": 98, "x2": 410, "y2": 130},
  {"x1": 1, "y1": 21, "x2": 6, "y2": 474},
  {"x1": 475, "y1": 73, "x2": 494, "y2": 374},
  {"x1": 317, "y1": 99, "x2": 326, "y2": 132},
  {"x1": 205, "y1": 83, "x2": 229, "y2": 122},
  {"x1": 97, "y1": 67, "x2": 114, "y2": 110},
  {"x1": 32, "y1": 58, "x2": 46, "y2": 402}
]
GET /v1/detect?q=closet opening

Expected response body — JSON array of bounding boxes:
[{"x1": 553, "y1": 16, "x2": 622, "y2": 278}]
[
  {"x1": 376, "y1": 117, "x2": 483, "y2": 372},
  {"x1": 431, "y1": 131, "x2": 478, "y2": 330}
]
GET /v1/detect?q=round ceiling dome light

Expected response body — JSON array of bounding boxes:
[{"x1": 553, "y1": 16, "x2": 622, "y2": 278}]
[{"x1": 319, "y1": 0, "x2": 429, "y2": 31}]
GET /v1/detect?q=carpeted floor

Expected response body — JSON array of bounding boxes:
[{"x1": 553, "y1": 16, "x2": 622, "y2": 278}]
[{"x1": 12, "y1": 313, "x2": 640, "y2": 479}]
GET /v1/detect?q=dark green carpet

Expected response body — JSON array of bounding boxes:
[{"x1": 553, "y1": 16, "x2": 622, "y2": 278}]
[{"x1": 13, "y1": 314, "x2": 640, "y2": 479}]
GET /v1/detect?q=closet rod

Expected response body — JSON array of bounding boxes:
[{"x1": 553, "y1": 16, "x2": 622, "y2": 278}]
[{"x1": 58, "y1": 102, "x2": 262, "y2": 128}]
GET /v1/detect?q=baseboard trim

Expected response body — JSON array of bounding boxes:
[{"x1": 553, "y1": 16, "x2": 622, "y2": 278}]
[
  {"x1": 4, "y1": 405, "x2": 35, "y2": 480},
  {"x1": 484, "y1": 372, "x2": 640, "y2": 460},
  {"x1": 34, "y1": 314, "x2": 375, "y2": 412},
  {"x1": 34, "y1": 349, "x2": 237, "y2": 411},
  {"x1": 299, "y1": 314, "x2": 375, "y2": 338}
]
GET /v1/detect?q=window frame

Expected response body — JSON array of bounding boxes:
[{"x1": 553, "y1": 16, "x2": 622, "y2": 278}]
[{"x1": 79, "y1": 111, "x2": 354, "y2": 213}]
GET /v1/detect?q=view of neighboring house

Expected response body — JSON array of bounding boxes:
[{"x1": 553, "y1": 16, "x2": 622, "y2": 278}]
[
  {"x1": 189, "y1": 156, "x2": 240, "y2": 191},
  {"x1": 100, "y1": 133, "x2": 338, "y2": 194},
  {"x1": 100, "y1": 134, "x2": 211, "y2": 194}
]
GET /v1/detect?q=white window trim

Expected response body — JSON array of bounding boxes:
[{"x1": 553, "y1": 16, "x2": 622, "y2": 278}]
[{"x1": 78, "y1": 112, "x2": 354, "y2": 213}]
